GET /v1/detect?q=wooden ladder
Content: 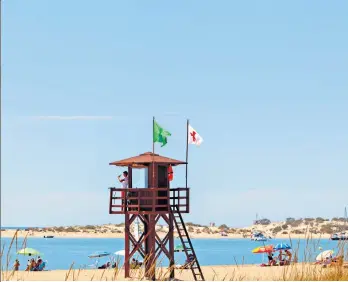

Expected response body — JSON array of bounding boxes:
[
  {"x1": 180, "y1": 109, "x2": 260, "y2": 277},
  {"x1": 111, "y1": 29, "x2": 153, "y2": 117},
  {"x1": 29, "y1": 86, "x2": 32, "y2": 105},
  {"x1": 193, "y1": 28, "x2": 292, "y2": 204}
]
[{"x1": 171, "y1": 205, "x2": 205, "y2": 281}]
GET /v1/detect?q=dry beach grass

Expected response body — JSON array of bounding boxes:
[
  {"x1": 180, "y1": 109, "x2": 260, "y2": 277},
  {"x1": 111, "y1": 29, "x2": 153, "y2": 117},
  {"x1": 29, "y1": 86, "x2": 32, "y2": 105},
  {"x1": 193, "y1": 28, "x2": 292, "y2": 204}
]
[
  {"x1": 1, "y1": 230, "x2": 348, "y2": 281},
  {"x1": 2, "y1": 264, "x2": 348, "y2": 281}
]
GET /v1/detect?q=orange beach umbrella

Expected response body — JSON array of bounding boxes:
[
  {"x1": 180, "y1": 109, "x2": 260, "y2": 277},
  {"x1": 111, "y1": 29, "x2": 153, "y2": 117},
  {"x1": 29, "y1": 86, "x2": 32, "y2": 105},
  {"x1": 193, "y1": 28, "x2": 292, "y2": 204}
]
[{"x1": 252, "y1": 245, "x2": 273, "y2": 254}]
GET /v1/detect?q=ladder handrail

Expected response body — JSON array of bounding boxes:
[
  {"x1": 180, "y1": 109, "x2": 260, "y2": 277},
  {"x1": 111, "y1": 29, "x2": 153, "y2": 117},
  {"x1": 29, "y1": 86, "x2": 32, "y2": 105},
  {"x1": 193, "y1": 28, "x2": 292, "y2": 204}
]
[{"x1": 171, "y1": 205, "x2": 205, "y2": 281}]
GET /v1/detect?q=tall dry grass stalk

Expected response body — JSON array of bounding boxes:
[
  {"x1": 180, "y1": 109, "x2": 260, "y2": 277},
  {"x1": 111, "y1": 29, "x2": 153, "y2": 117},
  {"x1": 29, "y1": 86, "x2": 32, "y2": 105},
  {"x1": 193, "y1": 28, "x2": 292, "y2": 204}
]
[
  {"x1": 276, "y1": 233, "x2": 348, "y2": 281},
  {"x1": 1, "y1": 230, "x2": 35, "y2": 281},
  {"x1": 64, "y1": 262, "x2": 75, "y2": 281}
]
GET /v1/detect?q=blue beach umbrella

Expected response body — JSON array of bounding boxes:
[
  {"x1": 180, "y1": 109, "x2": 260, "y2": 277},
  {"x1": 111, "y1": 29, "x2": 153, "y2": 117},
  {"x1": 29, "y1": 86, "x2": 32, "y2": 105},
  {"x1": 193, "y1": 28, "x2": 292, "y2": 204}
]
[{"x1": 274, "y1": 243, "x2": 291, "y2": 251}]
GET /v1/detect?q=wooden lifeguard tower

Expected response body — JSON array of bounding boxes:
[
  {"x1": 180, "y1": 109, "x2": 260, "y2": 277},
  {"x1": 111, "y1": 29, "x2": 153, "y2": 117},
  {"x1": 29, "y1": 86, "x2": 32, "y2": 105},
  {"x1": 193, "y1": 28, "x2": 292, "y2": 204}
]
[{"x1": 109, "y1": 152, "x2": 204, "y2": 281}]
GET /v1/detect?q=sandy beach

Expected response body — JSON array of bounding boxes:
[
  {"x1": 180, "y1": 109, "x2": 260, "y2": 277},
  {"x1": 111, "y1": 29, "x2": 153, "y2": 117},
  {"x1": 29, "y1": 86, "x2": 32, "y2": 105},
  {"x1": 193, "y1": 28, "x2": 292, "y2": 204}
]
[{"x1": 2, "y1": 264, "x2": 348, "y2": 281}]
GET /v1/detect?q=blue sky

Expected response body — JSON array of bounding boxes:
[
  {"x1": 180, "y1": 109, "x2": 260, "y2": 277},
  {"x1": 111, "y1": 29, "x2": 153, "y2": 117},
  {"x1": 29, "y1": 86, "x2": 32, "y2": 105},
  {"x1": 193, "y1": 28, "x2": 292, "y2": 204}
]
[{"x1": 2, "y1": 0, "x2": 347, "y2": 227}]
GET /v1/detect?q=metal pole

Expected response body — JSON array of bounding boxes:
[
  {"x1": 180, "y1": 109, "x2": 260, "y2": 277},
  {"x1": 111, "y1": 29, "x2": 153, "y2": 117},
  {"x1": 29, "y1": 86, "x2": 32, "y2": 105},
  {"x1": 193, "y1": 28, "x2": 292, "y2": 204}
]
[
  {"x1": 185, "y1": 119, "x2": 189, "y2": 188},
  {"x1": 152, "y1": 116, "x2": 155, "y2": 188}
]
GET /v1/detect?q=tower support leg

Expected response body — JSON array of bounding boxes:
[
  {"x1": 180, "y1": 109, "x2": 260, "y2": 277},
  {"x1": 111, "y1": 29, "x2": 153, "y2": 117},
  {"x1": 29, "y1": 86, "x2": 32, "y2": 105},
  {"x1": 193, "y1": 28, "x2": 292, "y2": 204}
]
[
  {"x1": 124, "y1": 213, "x2": 130, "y2": 278},
  {"x1": 169, "y1": 213, "x2": 175, "y2": 279}
]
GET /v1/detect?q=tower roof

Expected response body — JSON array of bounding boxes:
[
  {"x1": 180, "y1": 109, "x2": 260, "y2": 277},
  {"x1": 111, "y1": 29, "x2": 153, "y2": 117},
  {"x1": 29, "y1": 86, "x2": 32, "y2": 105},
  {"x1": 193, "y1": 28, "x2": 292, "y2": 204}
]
[{"x1": 109, "y1": 152, "x2": 186, "y2": 168}]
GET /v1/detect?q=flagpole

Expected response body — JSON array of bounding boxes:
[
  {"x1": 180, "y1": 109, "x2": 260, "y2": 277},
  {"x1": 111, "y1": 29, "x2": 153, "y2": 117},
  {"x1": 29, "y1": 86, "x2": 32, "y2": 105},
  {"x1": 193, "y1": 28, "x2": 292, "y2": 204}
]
[
  {"x1": 185, "y1": 119, "x2": 189, "y2": 188},
  {"x1": 152, "y1": 116, "x2": 155, "y2": 188}
]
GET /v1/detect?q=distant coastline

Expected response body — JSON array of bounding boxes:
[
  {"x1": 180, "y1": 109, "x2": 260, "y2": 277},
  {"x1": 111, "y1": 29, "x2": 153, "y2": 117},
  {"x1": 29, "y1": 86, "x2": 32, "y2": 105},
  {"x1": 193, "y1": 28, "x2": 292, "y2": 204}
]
[
  {"x1": 1, "y1": 226, "x2": 38, "y2": 230},
  {"x1": 1, "y1": 217, "x2": 346, "y2": 240}
]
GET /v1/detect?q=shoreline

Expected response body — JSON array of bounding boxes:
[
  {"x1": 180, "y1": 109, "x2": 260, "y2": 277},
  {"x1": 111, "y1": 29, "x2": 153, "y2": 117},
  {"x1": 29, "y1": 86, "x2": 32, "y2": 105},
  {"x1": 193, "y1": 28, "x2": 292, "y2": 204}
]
[{"x1": 0, "y1": 229, "x2": 331, "y2": 240}]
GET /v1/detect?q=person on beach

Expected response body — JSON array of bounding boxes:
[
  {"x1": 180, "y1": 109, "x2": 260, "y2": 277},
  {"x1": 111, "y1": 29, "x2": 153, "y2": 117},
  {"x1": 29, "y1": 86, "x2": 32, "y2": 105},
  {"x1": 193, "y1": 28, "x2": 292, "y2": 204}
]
[
  {"x1": 98, "y1": 262, "x2": 111, "y2": 269},
  {"x1": 267, "y1": 253, "x2": 276, "y2": 266},
  {"x1": 13, "y1": 259, "x2": 20, "y2": 271},
  {"x1": 34, "y1": 257, "x2": 43, "y2": 271},
  {"x1": 30, "y1": 259, "x2": 36, "y2": 271},
  {"x1": 322, "y1": 256, "x2": 332, "y2": 267},
  {"x1": 37, "y1": 256, "x2": 42, "y2": 265},
  {"x1": 186, "y1": 254, "x2": 195, "y2": 264},
  {"x1": 25, "y1": 259, "x2": 31, "y2": 271},
  {"x1": 118, "y1": 171, "x2": 129, "y2": 188},
  {"x1": 284, "y1": 250, "x2": 292, "y2": 264},
  {"x1": 118, "y1": 171, "x2": 129, "y2": 211}
]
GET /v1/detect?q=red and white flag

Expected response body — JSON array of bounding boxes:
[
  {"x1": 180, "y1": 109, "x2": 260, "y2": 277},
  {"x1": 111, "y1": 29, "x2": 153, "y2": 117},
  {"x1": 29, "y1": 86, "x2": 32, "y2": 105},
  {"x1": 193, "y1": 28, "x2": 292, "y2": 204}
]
[{"x1": 188, "y1": 125, "x2": 203, "y2": 146}]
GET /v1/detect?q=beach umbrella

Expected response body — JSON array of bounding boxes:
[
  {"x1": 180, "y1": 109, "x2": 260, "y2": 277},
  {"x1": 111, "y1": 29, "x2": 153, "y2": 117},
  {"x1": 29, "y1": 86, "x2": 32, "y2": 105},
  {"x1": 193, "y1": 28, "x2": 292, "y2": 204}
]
[
  {"x1": 17, "y1": 248, "x2": 41, "y2": 256},
  {"x1": 273, "y1": 243, "x2": 291, "y2": 251},
  {"x1": 316, "y1": 250, "x2": 334, "y2": 261},
  {"x1": 174, "y1": 244, "x2": 184, "y2": 252},
  {"x1": 252, "y1": 245, "x2": 273, "y2": 254},
  {"x1": 115, "y1": 250, "x2": 125, "y2": 256},
  {"x1": 88, "y1": 251, "x2": 111, "y2": 258}
]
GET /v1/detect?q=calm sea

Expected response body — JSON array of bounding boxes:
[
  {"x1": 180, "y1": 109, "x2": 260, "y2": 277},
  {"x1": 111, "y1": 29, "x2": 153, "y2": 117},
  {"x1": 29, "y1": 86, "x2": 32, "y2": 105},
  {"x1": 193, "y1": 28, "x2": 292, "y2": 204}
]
[
  {"x1": 0, "y1": 237, "x2": 344, "y2": 270},
  {"x1": 1, "y1": 227, "x2": 33, "y2": 230}
]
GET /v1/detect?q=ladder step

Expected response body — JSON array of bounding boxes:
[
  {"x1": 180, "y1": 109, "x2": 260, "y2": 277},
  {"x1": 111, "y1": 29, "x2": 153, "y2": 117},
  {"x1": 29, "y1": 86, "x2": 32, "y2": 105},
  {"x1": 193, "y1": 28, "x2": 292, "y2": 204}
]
[{"x1": 172, "y1": 207, "x2": 204, "y2": 281}]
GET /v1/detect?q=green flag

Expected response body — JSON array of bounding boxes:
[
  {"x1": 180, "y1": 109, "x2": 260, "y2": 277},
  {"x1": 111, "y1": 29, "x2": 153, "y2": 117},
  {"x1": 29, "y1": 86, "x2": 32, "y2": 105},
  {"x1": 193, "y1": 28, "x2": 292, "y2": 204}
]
[{"x1": 153, "y1": 120, "x2": 171, "y2": 147}]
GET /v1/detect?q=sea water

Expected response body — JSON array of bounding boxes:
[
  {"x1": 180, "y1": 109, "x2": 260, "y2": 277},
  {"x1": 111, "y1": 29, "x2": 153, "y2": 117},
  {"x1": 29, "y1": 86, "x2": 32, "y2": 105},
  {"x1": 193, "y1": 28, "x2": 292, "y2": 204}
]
[{"x1": 0, "y1": 237, "x2": 343, "y2": 270}]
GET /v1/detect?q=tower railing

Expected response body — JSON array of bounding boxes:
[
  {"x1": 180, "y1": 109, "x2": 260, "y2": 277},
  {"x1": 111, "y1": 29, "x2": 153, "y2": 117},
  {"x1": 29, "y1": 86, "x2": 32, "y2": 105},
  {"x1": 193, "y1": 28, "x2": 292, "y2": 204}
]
[{"x1": 109, "y1": 188, "x2": 189, "y2": 214}]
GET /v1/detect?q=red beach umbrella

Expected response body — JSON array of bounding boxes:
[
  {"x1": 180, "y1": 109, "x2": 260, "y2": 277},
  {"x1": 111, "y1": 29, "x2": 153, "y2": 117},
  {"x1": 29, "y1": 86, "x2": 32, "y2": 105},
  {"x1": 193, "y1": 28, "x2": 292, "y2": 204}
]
[{"x1": 252, "y1": 245, "x2": 274, "y2": 254}]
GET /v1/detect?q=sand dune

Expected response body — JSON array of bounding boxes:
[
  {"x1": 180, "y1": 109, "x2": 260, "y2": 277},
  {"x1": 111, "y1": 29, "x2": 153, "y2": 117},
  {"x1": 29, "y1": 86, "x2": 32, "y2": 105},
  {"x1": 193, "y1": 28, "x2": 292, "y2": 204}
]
[{"x1": 2, "y1": 218, "x2": 343, "y2": 239}]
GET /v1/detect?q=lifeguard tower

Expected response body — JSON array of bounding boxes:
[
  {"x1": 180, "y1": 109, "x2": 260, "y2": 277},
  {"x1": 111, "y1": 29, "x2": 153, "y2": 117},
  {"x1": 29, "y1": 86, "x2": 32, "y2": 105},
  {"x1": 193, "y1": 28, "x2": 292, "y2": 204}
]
[{"x1": 109, "y1": 152, "x2": 204, "y2": 281}]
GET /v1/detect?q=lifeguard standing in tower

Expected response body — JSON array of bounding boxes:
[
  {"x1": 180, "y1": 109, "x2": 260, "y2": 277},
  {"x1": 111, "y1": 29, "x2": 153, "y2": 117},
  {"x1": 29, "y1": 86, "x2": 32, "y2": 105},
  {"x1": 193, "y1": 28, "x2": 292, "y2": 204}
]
[{"x1": 109, "y1": 118, "x2": 204, "y2": 281}]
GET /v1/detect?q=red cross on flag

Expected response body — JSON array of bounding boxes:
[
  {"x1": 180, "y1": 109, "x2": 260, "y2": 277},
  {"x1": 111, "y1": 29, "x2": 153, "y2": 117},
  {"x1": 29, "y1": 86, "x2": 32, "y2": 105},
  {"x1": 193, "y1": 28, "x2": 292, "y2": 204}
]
[{"x1": 188, "y1": 124, "x2": 203, "y2": 146}]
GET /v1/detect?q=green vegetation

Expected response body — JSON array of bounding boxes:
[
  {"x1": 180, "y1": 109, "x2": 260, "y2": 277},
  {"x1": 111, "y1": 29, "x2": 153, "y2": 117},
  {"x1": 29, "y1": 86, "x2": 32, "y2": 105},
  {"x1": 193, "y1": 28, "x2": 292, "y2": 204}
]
[
  {"x1": 84, "y1": 225, "x2": 96, "y2": 230},
  {"x1": 258, "y1": 218, "x2": 271, "y2": 225},
  {"x1": 316, "y1": 217, "x2": 325, "y2": 223},
  {"x1": 292, "y1": 229, "x2": 304, "y2": 234},
  {"x1": 288, "y1": 219, "x2": 303, "y2": 228},
  {"x1": 65, "y1": 227, "x2": 79, "y2": 232},
  {"x1": 218, "y1": 224, "x2": 228, "y2": 230},
  {"x1": 332, "y1": 217, "x2": 347, "y2": 222},
  {"x1": 228, "y1": 228, "x2": 237, "y2": 233},
  {"x1": 186, "y1": 222, "x2": 203, "y2": 227},
  {"x1": 202, "y1": 227, "x2": 211, "y2": 233},
  {"x1": 320, "y1": 224, "x2": 334, "y2": 234}
]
